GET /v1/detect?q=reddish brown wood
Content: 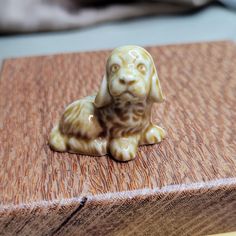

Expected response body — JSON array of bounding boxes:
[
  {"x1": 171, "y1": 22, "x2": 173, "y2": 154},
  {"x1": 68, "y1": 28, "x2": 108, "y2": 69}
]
[{"x1": 0, "y1": 41, "x2": 236, "y2": 235}]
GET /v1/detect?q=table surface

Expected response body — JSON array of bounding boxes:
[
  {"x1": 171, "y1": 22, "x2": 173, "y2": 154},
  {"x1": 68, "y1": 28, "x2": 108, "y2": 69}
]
[{"x1": 0, "y1": 41, "x2": 236, "y2": 208}]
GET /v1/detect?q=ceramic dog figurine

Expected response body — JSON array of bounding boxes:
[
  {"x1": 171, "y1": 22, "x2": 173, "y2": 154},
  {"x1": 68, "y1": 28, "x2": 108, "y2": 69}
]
[{"x1": 49, "y1": 45, "x2": 166, "y2": 161}]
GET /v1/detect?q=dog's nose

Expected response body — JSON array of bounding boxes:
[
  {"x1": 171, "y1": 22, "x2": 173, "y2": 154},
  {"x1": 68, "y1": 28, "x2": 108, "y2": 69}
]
[{"x1": 119, "y1": 77, "x2": 137, "y2": 85}]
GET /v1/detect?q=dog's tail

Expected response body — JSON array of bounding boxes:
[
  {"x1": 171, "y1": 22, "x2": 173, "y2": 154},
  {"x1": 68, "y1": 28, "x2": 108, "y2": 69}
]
[{"x1": 49, "y1": 124, "x2": 68, "y2": 152}]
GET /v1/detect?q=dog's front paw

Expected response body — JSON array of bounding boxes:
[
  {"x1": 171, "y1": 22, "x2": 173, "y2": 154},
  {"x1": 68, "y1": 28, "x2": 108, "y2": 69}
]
[
  {"x1": 140, "y1": 124, "x2": 166, "y2": 145},
  {"x1": 109, "y1": 136, "x2": 139, "y2": 162}
]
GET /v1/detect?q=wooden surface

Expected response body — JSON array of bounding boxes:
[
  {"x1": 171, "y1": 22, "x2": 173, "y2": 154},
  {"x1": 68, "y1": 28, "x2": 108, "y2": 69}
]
[{"x1": 0, "y1": 41, "x2": 236, "y2": 235}]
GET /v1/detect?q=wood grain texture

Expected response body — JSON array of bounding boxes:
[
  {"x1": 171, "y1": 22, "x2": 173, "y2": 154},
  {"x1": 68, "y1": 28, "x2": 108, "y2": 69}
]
[{"x1": 0, "y1": 41, "x2": 236, "y2": 235}]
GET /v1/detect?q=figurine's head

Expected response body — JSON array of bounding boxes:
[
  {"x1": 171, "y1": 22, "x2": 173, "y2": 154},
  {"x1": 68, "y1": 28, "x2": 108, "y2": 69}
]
[{"x1": 95, "y1": 45, "x2": 164, "y2": 107}]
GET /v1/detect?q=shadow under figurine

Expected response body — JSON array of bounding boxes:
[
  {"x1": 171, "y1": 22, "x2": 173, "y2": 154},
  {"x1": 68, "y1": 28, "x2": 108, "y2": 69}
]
[{"x1": 49, "y1": 45, "x2": 166, "y2": 161}]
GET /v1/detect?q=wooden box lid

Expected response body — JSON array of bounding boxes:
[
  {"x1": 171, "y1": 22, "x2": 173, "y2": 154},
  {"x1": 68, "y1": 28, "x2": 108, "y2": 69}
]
[{"x1": 0, "y1": 41, "x2": 236, "y2": 235}]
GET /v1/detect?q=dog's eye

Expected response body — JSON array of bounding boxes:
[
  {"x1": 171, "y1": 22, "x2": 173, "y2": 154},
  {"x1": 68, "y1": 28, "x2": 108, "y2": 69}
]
[
  {"x1": 137, "y1": 63, "x2": 146, "y2": 73},
  {"x1": 110, "y1": 64, "x2": 120, "y2": 73}
]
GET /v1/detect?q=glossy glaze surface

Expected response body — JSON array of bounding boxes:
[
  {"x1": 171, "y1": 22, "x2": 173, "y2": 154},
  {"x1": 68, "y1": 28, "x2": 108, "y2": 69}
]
[{"x1": 49, "y1": 45, "x2": 166, "y2": 161}]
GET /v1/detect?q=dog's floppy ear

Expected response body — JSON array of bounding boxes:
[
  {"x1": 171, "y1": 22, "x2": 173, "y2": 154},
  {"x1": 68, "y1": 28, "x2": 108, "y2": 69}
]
[
  {"x1": 148, "y1": 61, "x2": 164, "y2": 103},
  {"x1": 94, "y1": 74, "x2": 112, "y2": 108}
]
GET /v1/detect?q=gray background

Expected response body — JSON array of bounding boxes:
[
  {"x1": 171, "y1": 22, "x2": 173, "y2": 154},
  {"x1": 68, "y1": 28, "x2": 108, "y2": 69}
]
[{"x1": 0, "y1": 5, "x2": 236, "y2": 61}]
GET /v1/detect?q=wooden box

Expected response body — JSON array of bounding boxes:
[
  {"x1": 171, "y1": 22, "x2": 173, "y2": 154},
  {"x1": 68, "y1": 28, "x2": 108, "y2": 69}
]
[{"x1": 0, "y1": 41, "x2": 236, "y2": 235}]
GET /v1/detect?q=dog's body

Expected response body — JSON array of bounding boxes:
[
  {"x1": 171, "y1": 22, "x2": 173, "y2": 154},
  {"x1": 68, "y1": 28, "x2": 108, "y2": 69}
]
[
  {"x1": 98, "y1": 98, "x2": 150, "y2": 138},
  {"x1": 49, "y1": 45, "x2": 166, "y2": 161}
]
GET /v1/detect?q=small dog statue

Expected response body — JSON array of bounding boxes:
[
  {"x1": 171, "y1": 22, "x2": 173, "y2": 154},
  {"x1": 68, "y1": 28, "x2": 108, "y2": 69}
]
[{"x1": 49, "y1": 45, "x2": 166, "y2": 161}]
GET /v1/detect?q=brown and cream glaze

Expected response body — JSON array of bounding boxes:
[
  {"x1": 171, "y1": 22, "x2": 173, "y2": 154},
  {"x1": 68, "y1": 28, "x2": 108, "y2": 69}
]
[{"x1": 49, "y1": 45, "x2": 166, "y2": 161}]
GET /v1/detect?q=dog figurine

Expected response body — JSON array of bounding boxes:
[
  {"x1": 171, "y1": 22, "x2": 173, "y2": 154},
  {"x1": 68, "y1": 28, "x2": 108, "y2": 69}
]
[{"x1": 49, "y1": 45, "x2": 166, "y2": 161}]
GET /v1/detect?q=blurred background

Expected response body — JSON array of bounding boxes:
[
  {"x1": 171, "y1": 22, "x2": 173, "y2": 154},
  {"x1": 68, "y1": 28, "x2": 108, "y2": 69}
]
[{"x1": 0, "y1": 0, "x2": 236, "y2": 60}]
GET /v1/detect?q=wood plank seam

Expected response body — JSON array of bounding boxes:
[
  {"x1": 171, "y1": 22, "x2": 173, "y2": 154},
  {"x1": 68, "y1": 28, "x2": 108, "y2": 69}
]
[{"x1": 50, "y1": 197, "x2": 87, "y2": 235}]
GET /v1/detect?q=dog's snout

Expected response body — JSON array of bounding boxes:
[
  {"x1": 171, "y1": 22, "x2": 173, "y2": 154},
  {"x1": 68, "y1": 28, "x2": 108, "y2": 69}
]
[{"x1": 119, "y1": 77, "x2": 137, "y2": 85}]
